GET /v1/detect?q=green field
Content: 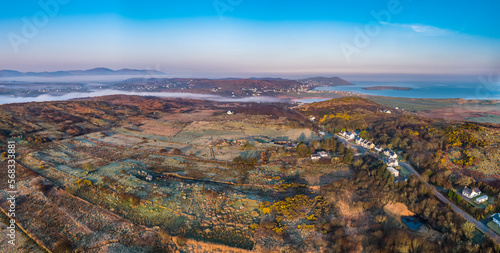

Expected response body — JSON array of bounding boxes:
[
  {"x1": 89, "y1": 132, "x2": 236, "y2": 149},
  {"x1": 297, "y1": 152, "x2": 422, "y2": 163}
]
[{"x1": 487, "y1": 221, "x2": 500, "y2": 235}]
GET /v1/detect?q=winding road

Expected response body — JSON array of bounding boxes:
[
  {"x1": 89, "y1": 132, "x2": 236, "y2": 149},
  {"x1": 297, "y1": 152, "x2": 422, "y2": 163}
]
[{"x1": 334, "y1": 134, "x2": 500, "y2": 244}]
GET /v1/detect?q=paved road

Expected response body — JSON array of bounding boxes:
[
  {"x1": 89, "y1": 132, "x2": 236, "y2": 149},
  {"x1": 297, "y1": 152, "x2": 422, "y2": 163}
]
[
  {"x1": 400, "y1": 162, "x2": 500, "y2": 244},
  {"x1": 335, "y1": 134, "x2": 500, "y2": 244}
]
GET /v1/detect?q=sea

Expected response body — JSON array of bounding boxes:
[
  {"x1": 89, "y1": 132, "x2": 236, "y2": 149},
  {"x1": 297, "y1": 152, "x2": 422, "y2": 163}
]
[
  {"x1": 1, "y1": 76, "x2": 499, "y2": 106},
  {"x1": 314, "y1": 81, "x2": 500, "y2": 100}
]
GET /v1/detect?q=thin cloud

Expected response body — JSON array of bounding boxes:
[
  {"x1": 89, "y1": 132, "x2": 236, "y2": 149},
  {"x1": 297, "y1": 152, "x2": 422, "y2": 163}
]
[{"x1": 380, "y1": 22, "x2": 456, "y2": 36}]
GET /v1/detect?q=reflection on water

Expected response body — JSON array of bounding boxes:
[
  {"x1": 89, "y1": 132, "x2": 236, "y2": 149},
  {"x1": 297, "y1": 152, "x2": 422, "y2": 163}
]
[
  {"x1": 401, "y1": 216, "x2": 424, "y2": 231},
  {"x1": 0, "y1": 90, "x2": 288, "y2": 105}
]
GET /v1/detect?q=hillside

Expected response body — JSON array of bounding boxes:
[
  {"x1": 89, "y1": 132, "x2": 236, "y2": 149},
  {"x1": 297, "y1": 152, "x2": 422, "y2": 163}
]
[{"x1": 299, "y1": 97, "x2": 401, "y2": 130}]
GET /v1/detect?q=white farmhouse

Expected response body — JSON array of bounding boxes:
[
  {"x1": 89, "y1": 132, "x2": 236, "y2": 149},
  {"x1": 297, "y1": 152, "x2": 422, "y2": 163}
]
[{"x1": 462, "y1": 187, "x2": 481, "y2": 199}]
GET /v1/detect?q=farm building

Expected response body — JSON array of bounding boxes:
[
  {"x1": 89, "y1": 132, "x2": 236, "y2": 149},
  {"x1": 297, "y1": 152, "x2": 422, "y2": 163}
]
[
  {"x1": 476, "y1": 195, "x2": 488, "y2": 204},
  {"x1": 310, "y1": 154, "x2": 321, "y2": 160}
]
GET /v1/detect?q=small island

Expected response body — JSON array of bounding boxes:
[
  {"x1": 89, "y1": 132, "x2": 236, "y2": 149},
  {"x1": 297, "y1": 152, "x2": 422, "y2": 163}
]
[{"x1": 363, "y1": 86, "x2": 412, "y2": 91}]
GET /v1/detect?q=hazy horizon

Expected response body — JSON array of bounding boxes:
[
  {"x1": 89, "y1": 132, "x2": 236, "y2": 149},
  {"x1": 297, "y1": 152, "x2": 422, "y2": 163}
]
[
  {"x1": 0, "y1": 69, "x2": 492, "y2": 83},
  {"x1": 1, "y1": 1, "x2": 499, "y2": 78}
]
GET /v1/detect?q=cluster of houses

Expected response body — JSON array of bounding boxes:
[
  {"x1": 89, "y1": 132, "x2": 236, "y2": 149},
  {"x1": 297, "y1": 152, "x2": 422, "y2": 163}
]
[
  {"x1": 355, "y1": 137, "x2": 375, "y2": 149},
  {"x1": 338, "y1": 130, "x2": 401, "y2": 178},
  {"x1": 338, "y1": 131, "x2": 383, "y2": 152},
  {"x1": 383, "y1": 149, "x2": 399, "y2": 167},
  {"x1": 462, "y1": 186, "x2": 489, "y2": 204}
]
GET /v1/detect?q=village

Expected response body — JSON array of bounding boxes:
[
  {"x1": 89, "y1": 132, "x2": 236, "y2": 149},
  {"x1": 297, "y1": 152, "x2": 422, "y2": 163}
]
[
  {"x1": 333, "y1": 128, "x2": 500, "y2": 238},
  {"x1": 335, "y1": 130, "x2": 405, "y2": 180}
]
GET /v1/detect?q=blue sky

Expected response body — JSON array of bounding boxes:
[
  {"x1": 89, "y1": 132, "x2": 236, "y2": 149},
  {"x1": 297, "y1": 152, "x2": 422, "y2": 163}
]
[{"x1": 0, "y1": 0, "x2": 499, "y2": 78}]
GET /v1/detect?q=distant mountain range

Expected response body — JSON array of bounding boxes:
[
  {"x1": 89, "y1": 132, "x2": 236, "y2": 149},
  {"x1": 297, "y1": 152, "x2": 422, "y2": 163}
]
[{"x1": 0, "y1": 68, "x2": 166, "y2": 77}]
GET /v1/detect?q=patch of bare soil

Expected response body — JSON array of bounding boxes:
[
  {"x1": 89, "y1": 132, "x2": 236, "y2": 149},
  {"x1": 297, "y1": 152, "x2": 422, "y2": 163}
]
[{"x1": 383, "y1": 202, "x2": 415, "y2": 218}]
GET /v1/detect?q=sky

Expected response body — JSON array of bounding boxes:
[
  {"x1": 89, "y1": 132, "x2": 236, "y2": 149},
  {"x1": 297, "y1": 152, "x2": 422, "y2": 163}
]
[{"x1": 0, "y1": 0, "x2": 499, "y2": 79}]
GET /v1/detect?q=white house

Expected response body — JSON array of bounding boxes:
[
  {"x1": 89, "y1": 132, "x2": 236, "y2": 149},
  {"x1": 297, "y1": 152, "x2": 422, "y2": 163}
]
[
  {"x1": 386, "y1": 158, "x2": 399, "y2": 167},
  {"x1": 363, "y1": 141, "x2": 375, "y2": 149},
  {"x1": 476, "y1": 195, "x2": 488, "y2": 204},
  {"x1": 310, "y1": 154, "x2": 321, "y2": 160},
  {"x1": 309, "y1": 116, "x2": 316, "y2": 122},
  {"x1": 374, "y1": 145, "x2": 383, "y2": 152},
  {"x1": 384, "y1": 150, "x2": 397, "y2": 159},
  {"x1": 387, "y1": 166, "x2": 399, "y2": 177},
  {"x1": 338, "y1": 131, "x2": 346, "y2": 137},
  {"x1": 384, "y1": 109, "x2": 392, "y2": 114},
  {"x1": 227, "y1": 110, "x2": 234, "y2": 115},
  {"x1": 317, "y1": 151, "x2": 330, "y2": 158},
  {"x1": 355, "y1": 137, "x2": 363, "y2": 145},
  {"x1": 345, "y1": 132, "x2": 356, "y2": 140},
  {"x1": 146, "y1": 175, "x2": 153, "y2": 181},
  {"x1": 492, "y1": 213, "x2": 500, "y2": 226},
  {"x1": 462, "y1": 187, "x2": 481, "y2": 198}
]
